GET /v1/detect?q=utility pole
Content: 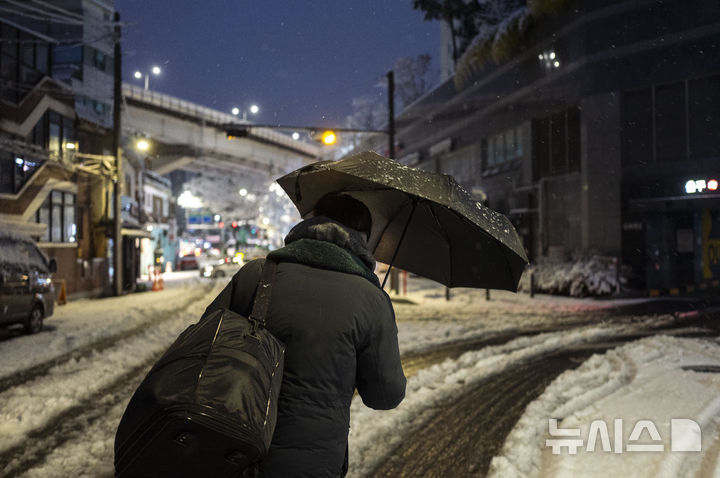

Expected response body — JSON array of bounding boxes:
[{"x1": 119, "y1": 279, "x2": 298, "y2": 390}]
[
  {"x1": 387, "y1": 70, "x2": 400, "y2": 295},
  {"x1": 112, "y1": 11, "x2": 123, "y2": 296},
  {"x1": 387, "y1": 71, "x2": 395, "y2": 160}
]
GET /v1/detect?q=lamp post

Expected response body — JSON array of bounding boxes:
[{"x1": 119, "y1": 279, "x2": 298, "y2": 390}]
[
  {"x1": 231, "y1": 104, "x2": 260, "y2": 122},
  {"x1": 133, "y1": 65, "x2": 161, "y2": 90}
]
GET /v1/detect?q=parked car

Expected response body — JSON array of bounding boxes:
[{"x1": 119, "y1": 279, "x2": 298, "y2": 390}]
[
  {"x1": 0, "y1": 231, "x2": 57, "y2": 334},
  {"x1": 200, "y1": 256, "x2": 243, "y2": 279},
  {"x1": 178, "y1": 255, "x2": 199, "y2": 270}
]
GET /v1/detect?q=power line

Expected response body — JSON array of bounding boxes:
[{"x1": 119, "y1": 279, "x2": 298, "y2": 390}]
[
  {"x1": 0, "y1": 5, "x2": 80, "y2": 25},
  {"x1": 1, "y1": 1, "x2": 84, "y2": 25},
  {"x1": 27, "y1": 0, "x2": 84, "y2": 22}
]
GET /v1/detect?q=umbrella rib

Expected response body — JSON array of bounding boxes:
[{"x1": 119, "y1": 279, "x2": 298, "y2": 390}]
[
  {"x1": 428, "y1": 202, "x2": 453, "y2": 287},
  {"x1": 381, "y1": 198, "x2": 419, "y2": 289},
  {"x1": 371, "y1": 195, "x2": 413, "y2": 256}
]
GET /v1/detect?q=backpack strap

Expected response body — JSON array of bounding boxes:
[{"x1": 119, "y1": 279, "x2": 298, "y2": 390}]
[{"x1": 249, "y1": 259, "x2": 277, "y2": 328}]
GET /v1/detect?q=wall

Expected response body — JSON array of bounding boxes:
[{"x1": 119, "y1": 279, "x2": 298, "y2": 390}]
[{"x1": 580, "y1": 92, "x2": 622, "y2": 255}]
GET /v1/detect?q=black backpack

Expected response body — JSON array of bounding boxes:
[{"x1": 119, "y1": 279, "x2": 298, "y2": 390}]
[{"x1": 114, "y1": 260, "x2": 284, "y2": 478}]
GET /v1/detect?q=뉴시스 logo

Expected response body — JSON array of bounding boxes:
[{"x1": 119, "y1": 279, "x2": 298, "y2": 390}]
[{"x1": 546, "y1": 418, "x2": 702, "y2": 454}]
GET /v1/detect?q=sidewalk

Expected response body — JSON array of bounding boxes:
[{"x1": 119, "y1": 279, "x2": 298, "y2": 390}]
[{"x1": 384, "y1": 272, "x2": 720, "y2": 321}]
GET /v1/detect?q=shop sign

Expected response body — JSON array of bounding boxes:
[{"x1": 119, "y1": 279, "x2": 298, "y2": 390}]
[
  {"x1": 622, "y1": 222, "x2": 643, "y2": 231},
  {"x1": 685, "y1": 178, "x2": 719, "y2": 194}
]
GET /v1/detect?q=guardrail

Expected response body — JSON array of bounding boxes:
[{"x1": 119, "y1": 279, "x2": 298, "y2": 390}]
[{"x1": 122, "y1": 83, "x2": 319, "y2": 157}]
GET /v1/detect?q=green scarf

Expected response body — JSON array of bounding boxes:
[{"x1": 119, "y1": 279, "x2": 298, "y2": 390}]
[{"x1": 267, "y1": 218, "x2": 380, "y2": 287}]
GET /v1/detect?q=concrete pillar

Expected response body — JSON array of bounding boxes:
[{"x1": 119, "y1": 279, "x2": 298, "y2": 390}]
[{"x1": 580, "y1": 92, "x2": 622, "y2": 255}]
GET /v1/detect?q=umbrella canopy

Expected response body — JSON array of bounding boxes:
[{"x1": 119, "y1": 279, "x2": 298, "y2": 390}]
[{"x1": 276, "y1": 151, "x2": 529, "y2": 291}]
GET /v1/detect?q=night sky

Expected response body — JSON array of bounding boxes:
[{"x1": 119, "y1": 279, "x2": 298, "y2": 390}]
[{"x1": 115, "y1": 0, "x2": 440, "y2": 128}]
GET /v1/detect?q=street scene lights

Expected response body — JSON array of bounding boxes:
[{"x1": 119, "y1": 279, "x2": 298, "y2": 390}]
[
  {"x1": 133, "y1": 65, "x2": 162, "y2": 90},
  {"x1": 232, "y1": 104, "x2": 260, "y2": 121},
  {"x1": 539, "y1": 51, "x2": 560, "y2": 69}
]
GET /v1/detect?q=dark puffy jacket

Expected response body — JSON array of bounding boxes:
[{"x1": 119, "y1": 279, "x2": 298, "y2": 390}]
[{"x1": 202, "y1": 217, "x2": 406, "y2": 477}]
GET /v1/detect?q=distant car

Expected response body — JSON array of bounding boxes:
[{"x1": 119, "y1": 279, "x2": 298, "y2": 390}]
[
  {"x1": 200, "y1": 256, "x2": 243, "y2": 279},
  {"x1": 178, "y1": 255, "x2": 199, "y2": 270},
  {"x1": 0, "y1": 231, "x2": 57, "y2": 334}
]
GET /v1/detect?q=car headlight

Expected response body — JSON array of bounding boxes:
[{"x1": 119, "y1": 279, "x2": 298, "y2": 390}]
[{"x1": 202, "y1": 265, "x2": 214, "y2": 277}]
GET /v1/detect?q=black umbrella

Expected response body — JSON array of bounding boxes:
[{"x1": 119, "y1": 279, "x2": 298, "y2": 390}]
[{"x1": 276, "y1": 151, "x2": 529, "y2": 291}]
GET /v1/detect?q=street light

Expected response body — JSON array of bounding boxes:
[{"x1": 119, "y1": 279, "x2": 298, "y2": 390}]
[
  {"x1": 133, "y1": 65, "x2": 162, "y2": 90},
  {"x1": 232, "y1": 104, "x2": 260, "y2": 122}
]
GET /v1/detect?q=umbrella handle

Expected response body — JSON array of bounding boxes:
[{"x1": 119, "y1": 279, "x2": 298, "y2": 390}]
[{"x1": 382, "y1": 199, "x2": 418, "y2": 290}]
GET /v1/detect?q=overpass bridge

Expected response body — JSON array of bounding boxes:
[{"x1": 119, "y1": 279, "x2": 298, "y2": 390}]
[{"x1": 121, "y1": 84, "x2": 320, "y2": 177}]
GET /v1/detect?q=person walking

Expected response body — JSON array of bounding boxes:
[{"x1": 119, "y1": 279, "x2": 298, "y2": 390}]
[{"x1": 202, "y1": 192, "x2": 406, "y2": 477}]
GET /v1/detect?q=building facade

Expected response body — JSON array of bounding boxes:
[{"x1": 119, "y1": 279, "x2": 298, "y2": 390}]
[
  {"x1": 0, "y1": 1, "x2": 118, "y2": 298},
  {"x1": 361, "y1": 0, "x2": 720, "y2": 293}
]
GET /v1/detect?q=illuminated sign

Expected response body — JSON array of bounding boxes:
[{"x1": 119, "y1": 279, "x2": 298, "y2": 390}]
[{"x1": 686, "y1": 178, "x2": 720, "y2": 194}]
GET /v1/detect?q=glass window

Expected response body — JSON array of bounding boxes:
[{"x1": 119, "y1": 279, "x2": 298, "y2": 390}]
[
  {"x1": 19, "y1": 63, "x2": 41, "y2": 85},
  {"x1": 36, "y1": 191, "x2": 75, "y2": 243},
  {"x1": 622, "y1": 88, "x2": 653, "y2": 167},
  {"x1": 54, "y1": 45, "x2": 83, "y2": 64},
  {"x1": 0, "y1": 24, "x2": 18, "y2": 59},
  {"x1": 93, "y1": 49, "x2": 106, "y2": 70},
  {"x1": 532, "y1": 117, "x2": 550, "y2": 180},
  {"x1": 35, "y1": 43, "x2": 48, "y2": 74},
  {"x1": 567, "y1": 107, "x2": 581, "y2": 172},
  {"x1": 487, "y1": 137, "x2": 496, "y2": 167},
  {"x1": 28, "y1": 114, "x2": 46, "y2": 147},
  {"x1": 515, "y1": 126, "x2": 524, "y2": 157},
  {"x1": 480, "y1": 139, "x2": 488, "y2": 170},
  {"x1": 38, "y1": 195, "x2": 50, "y2": 242},
  {"x1": 495, "y1": 132, "x2": 505, "y2": 164},
  {"x1": 51, "y1": 191, "x2": 63, "y2": 241},
  {"x1": 19, "y1": 33, "x2": 33, "y2": 66},
  {"x1": 550, "y1": 112, "x2": 567, "y2": 174},
  {"x1": 49, "y1": 122, "x2": 60, "y2": 156},
  {"x1": 14, "y1": 156, "x2": 24, "y2": 192},
  {"x1": 64, "y1": 192, "x2": 76, "y2": 242},
  {"x1": 689, "y1": 75, "x2": 720, "y2": 159},
  {"x1": 506, "y1": 128, "x2": 516, "y2": 159},
  {"x1": 0, "y1": 154, "x2": 13, "y2": 193},
  {"x1": 62, "y1": 116, "x2": 76, "y2": 143},
  {"x1": 1, "y1": 56, "x2": 18, "y2": 102},
  {"x1": 655, "y1": 82, "x2": 686, "y2": 162}
]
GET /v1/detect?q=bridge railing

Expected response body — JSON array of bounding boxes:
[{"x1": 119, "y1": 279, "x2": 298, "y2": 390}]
[{"x1": 122, "y1": 83, "x2": 319, "y2": 157}]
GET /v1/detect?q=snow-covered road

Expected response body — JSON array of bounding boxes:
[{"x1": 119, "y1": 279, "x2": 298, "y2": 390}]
[{"x1": 0, "y1": 272, "x2": 718, "y2": 477}]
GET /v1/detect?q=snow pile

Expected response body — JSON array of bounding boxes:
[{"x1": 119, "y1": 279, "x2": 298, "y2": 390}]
[
  {"x1": 0, "y1": 280, "x2": 227, "y2": 478},
  {"x1": 0, "y1": 277, "x2": 210, "y2": 380},
  {"x1": 0, "y1": 283, "x2": 224, "y2": 453},
  {"x1": 347, "y1": 323, "x2": 633, "y2": 477},
  {"x1": 488, "y1": 335, "x2": 720, "y2": 478},
  {"x1": 518, "y1": 256, "x2": 619, "y2": 297}
]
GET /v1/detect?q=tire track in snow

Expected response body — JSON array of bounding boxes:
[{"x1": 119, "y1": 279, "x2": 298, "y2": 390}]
[
  {"x1": 0, "y1": 283, "x2": 221, "y2": 476},
  {"x1": 366, "y1": 322, "x2": 715, "y2": 477},
  {"x1": 0, "y1": 283, "x2": 213, "y2": 395},
  {"x1": 7, "y1": 298, "x2": 704, "y2": 476},
  {"x1": 370, "y1": 350, "x2": 599, "y2": 478},
  {"x1": 0, "y1": 358, "x2": 151, "y2": 476}
]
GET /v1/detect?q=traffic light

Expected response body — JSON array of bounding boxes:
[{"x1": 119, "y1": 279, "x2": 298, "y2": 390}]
[
  {"x1": 320, "y1": 130, "x2": 337, "y2": 145},
  {"x1": 309, "y1": 130, "x2": 337, "y2": 146}
]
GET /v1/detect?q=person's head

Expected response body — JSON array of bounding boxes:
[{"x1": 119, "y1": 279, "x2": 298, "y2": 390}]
[{"x1": 312, "y1": 192, "x2": 372, "y2": 240}]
